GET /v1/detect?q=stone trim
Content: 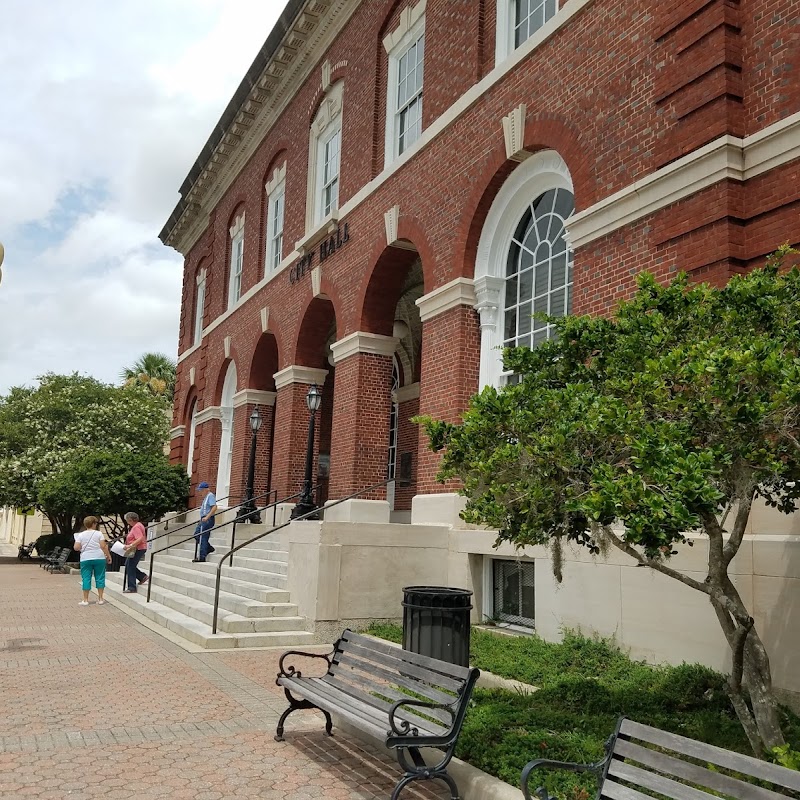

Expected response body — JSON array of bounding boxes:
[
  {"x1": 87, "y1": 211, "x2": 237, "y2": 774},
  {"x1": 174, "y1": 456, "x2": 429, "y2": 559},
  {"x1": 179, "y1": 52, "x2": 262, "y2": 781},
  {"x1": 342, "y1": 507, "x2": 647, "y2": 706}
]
[
  {"x1": 395, "y1": 382, "x2": 420, "y2": 403},
  {"x1": 194, "y1": 406, "x2": 223, "y2": 426},
  {"x1": 189, "y1": 367, "x2": 196, "y2": 386},
  {"x1": 295, "y1": 211, "x2": 339, "y2": 254},
  {"x1": 416, "y1": 277, "x2": 476, "y2": 323},
  {"x1": 329, "y1": 332, "x2": 398, "y2": 364},
  {"x1": 566, "y1": 112, "x2": 800, "y2": 248},
  {"x1": 265, "y1": 162, "x2": 286, "y2": 194},
  {"x1": 502, "y1": 103, "x2": 528, "y2": 161},
  {"x1": 169, "y1": 426, "x2": 186, "y2": 440},
  {"x1": 232, "y1": 389, "x2": 277, "y2": 408},
  {"x1": 178, "y1": 342, "x2": 201, "y2": 365},
  {"x1": 273, "y1": 365, "x2": 329, "y2": 390}
]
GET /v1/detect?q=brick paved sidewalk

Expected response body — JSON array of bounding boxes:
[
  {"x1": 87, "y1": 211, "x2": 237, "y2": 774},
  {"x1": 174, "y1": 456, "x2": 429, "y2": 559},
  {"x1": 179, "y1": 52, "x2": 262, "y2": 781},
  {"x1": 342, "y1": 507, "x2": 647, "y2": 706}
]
[{"x1": 0, "y1": 565, "x2": 446, "y2": 800}]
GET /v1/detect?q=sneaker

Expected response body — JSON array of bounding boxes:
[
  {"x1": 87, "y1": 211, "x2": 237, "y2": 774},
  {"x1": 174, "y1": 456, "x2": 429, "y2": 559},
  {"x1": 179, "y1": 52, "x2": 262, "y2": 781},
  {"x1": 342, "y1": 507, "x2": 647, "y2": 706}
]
[
  {"x1": 97, "y1": 599, "x2": 107, "y2": 605},
  {"x1": 78, "y1": 601, "x2": 89, "y2": 606},
  {"x1": 192, "y1": 558, "x2": 206, "y2": 563},
  {"x1": 208, "y1": 546, "x2": 216, "y2": 553},
  {"x1": 138, "y1": 576, "x2": 149, "y2": 585},
  {"x1": 122, "y1": 589, "x2": 138, "y2": 593}
]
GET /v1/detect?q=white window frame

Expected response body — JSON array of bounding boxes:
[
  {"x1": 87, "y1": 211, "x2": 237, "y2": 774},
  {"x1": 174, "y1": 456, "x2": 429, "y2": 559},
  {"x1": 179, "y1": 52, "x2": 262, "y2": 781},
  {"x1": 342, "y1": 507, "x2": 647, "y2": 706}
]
[
  {"x1": 496, "y1": 0, "x2": 559, "y2": 64},
  {"x1": 474, "y1": 150, "x2": 574, "y2": 389},
  {"x1": 228, "y1": 212, "x2": 245, "y2": 309},
  {"x1": 265, "y1": 163, "x2": 286, "y2": 274},
  {"x1": 306, "y1": 81, "x2": 344, "y2": 230},
  {"x1": 193, "y1": 268, "x2": 206, "y2": 346},
  {"x1": 318, "y1": 127, "x2": 341, "y2": 220},
  {"x1": 186, "y1": 400, "x2": 198, "y2": 478},
  {"x1": 383, "y1": 0, "x2": 426, "y2": 167}
]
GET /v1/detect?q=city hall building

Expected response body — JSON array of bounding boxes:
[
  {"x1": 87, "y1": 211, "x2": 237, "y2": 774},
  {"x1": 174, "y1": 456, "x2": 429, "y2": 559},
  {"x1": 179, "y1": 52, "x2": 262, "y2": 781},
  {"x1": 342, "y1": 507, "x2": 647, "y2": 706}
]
[{"x1": 161, "y1": 0, "x2": 800, "y2": 693}]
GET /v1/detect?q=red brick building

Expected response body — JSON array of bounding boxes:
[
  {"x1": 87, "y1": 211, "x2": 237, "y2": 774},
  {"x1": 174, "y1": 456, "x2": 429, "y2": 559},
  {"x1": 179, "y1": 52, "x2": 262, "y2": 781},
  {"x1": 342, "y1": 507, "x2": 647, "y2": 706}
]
[{"x1": 162, "y1": 0, "x2": 800, "y2": 527}]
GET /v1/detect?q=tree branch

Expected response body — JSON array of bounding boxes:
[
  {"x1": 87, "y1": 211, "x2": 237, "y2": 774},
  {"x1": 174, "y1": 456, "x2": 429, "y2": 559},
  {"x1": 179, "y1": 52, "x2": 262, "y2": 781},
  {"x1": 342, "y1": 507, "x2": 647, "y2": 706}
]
[
  {"x1": 601, "y1": 526, "x2": 710, "y2": 595},
  {"x1": 723, "y1": 486, "x2": 756, "y2": 567},
  {"x1": 729, "y1": 617, "x2": 754, "y2": 693}
]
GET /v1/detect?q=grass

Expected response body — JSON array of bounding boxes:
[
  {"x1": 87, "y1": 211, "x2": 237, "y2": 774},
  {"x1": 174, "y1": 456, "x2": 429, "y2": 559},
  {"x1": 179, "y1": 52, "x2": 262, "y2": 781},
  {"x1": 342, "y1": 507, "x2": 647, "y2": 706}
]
[{"x1": 366, "y1": 623, "x2": 800, "y2": 798}]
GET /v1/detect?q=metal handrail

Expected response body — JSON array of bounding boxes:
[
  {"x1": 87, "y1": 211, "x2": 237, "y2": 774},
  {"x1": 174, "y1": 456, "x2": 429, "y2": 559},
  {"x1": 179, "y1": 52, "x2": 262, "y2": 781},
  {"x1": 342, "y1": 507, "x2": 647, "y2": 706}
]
[
  {"x1": 211, "y1": 477, "x2": 396, "y2": 634},
  {"x1": 145, "y1": 487, "x2": 306, "y2": 602},
  {"x1": 147, "y1": 487, "x2": 278, "y2": 548}
]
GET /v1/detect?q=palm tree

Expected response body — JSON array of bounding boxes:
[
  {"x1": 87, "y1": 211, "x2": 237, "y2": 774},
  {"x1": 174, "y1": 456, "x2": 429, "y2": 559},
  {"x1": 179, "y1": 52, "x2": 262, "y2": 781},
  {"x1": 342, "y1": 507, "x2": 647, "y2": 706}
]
[{"x1": 121, "y1": 352, "x2": 176, "y2": 401}]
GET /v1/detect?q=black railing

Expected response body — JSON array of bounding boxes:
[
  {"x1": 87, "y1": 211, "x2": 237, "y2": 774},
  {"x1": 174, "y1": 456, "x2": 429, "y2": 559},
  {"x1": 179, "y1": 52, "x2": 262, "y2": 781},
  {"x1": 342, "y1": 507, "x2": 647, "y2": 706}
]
[
  {"x1": 144, "y1": 486, "x2": 296, "y2": 602},
  {"x1": 211, "y1": 478, "x2": 397, "y2": 634}
]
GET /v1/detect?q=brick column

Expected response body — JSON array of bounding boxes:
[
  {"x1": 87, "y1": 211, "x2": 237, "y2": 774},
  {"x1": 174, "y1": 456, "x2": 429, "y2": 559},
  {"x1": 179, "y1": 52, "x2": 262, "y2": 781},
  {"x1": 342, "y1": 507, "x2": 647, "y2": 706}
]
[
  {"x1": 328, "y1": 333, "x2": 398, "y2": 501},
  {"x1": 413, "y1": 279, "x2": 480, "y2": 521},
  {"x1": 230, "y1": 390, "x2": 277, "y2": 508},
  {"x1": 270, "y1": 367, "x2": 328, "y2": 501}
]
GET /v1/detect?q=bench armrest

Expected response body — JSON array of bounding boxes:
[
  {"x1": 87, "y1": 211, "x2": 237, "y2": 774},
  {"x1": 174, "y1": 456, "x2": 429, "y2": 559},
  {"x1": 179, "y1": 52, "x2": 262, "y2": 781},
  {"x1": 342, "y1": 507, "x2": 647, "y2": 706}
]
[
  {"x1": 387, "y1": 697, "x2": 456, "y2": 738},
  {"x1": 521, "y1": 756, "x2": 608, "y2": 800},
  {"x1": 276, "y1": 648, "x2": 334, "y2": 683}
]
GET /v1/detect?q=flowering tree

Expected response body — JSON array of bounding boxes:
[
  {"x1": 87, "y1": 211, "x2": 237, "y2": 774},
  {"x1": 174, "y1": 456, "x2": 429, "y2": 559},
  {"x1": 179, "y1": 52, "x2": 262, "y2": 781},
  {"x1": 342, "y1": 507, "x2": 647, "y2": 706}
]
[
  {"x1": 420, "y1": 250, "x2": 800, "y2": 756},
  {"x1": 0, "y1": 373, "x2": 170, "y2": 534}
]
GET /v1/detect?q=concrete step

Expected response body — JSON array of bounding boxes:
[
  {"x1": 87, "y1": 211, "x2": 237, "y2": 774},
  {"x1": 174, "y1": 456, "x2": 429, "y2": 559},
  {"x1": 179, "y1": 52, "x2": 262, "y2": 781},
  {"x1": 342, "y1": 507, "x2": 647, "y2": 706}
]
[
  {"x1": 130, "y1": 570, "x2": 296, "y2": 619},
  {"x1": 100, "y1": 587, "x2": 314, "y2": 650},
  {"x1": 159, "y1": 538, "x2": 289, "y2": 562},
  {"x1": 105, "y1": 574, "x2": 305, "y2": 634},
  {"x1": 153, "y1": 554, "x2": 288, "y2": 590},
  {"x1": 147, "y1": 560, "x2": 290, "y2": 604}
]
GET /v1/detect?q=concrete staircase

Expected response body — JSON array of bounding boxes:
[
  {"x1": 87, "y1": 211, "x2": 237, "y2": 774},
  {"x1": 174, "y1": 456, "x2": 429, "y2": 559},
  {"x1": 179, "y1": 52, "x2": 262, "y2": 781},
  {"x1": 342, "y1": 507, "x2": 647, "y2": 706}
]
[{"x1": 102, "y1": 526, "x2": 314, "y2": 650}]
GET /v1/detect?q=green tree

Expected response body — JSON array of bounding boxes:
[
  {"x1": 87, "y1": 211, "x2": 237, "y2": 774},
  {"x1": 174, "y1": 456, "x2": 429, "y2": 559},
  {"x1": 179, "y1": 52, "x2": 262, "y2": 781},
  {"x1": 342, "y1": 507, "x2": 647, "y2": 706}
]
[
  {"x1": 38, "y1": 451, "x2": 189, "y2": 530},
  {"x1": 121, "y1": 352, "x2": 177, "y2": 401},
  {"x1": 420, "y1": 248, "x2": 800, "y2": 755},
  {"x1": 0, "y1": 373, "x2": 170, "y2": 534}
]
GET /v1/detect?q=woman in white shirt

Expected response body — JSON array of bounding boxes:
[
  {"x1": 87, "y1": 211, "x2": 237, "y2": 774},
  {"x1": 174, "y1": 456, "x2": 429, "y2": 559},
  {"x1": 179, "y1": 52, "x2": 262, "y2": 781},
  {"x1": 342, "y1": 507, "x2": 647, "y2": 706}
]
[{"x1": 73, "y1": 516, "x2": 112, "y2": 606}]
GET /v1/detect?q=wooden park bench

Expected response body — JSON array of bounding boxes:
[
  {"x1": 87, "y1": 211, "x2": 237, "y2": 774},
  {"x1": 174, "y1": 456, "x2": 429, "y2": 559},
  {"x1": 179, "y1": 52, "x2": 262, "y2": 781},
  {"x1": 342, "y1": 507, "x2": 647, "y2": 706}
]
[
  {"x1": 275, "y1": 629, "x2": 480, "y2": 800},
  {"x1": 522, "y1": 717, "x2": 800, "y2": 800}
]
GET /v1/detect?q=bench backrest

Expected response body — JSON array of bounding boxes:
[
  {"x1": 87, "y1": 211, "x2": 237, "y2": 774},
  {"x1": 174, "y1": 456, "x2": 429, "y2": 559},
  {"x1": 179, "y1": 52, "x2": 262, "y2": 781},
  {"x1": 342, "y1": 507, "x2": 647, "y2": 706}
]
[
  {"x1": 604, "y1": 719, "x2": 800, "y2": 800},
  {"x1": 325, "y1": 630, "x2": 478, "y2": 738}
]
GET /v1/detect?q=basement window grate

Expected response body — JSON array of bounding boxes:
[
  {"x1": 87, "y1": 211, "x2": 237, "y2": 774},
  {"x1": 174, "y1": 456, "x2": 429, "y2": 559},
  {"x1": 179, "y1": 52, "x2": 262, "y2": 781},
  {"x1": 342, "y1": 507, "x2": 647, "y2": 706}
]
[{"x1": 492, "y1": 559, "x2": 535, "y2": 628}]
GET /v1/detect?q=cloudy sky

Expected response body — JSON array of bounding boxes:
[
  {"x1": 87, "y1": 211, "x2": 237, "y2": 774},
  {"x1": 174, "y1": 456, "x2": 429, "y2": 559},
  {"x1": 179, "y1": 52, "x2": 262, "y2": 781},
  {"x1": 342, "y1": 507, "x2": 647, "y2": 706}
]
[{"x1": 0, "y1": 0, "x2": 283, "y2": 394}]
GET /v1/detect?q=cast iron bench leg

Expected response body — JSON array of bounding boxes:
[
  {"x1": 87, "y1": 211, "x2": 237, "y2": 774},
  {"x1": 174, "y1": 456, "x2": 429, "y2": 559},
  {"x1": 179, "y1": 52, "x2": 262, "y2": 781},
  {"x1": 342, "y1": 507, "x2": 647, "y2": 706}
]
[{"x1": 274, "y1": 689, "x2": 333, "y2": 742}]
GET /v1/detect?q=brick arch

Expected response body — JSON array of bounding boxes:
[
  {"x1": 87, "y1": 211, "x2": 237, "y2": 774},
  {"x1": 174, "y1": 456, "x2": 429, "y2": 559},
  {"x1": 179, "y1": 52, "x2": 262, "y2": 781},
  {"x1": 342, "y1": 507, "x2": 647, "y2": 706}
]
[
  {"x1": 293, "y1": 294, "x2": 339, "y2": 369},
  {"x1": 355, "y1": 217, "x2": 435, "y2": 336},
  {"x1": 261, "y1": 145, "x2": 290, "y2": 186},
  {"x1": 247, "y1": 332, "x2": 280, "y2": 391},
  {"x1": 181, "y1": 386, "x2": 200, "y2": 425},
  {"x1": 455, "y1": 116, "x2": 596, "y2": 280},
  {"x1": 211, "y1": 353, "x2": 240, "y2": 406}
]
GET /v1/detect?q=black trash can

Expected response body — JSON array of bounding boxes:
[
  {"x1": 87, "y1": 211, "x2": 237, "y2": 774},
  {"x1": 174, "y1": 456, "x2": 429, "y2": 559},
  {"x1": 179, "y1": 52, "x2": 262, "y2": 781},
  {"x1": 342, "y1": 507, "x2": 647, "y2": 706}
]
[{"x1": 402, "y1": 586, "x2": 473, "y2": 667}]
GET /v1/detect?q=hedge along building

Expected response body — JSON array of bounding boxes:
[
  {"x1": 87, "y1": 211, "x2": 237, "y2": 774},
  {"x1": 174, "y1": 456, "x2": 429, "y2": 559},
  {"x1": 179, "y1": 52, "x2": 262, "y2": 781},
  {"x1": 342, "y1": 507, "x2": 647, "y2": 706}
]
[{"x1": 161, "y1": 0, "x2": 800, "y2": 692}]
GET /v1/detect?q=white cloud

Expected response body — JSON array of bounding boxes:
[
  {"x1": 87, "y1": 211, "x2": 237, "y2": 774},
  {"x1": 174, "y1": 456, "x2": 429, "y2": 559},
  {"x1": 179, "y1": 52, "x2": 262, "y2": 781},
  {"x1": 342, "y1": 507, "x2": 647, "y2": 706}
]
[{"x1": 0, "y1": 0, "x2": 283, "y2": 392}]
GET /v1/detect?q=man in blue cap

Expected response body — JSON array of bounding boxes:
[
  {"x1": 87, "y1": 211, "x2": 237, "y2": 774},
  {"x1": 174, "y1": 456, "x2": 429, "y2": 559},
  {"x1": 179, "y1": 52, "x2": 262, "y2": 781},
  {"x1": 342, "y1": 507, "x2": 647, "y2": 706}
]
[{"x1": 193, "y1": 482, "x2": 217, "y2": 562}]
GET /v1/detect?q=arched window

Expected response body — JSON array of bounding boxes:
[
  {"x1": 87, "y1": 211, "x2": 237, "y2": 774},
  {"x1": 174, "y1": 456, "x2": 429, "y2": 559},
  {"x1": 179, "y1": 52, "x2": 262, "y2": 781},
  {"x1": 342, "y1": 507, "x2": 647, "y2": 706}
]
[
  {"x1": 474, "y1": 150, "x2": 574, "y2": 387},
  {"x1": 215, "y1": 362, "x2": 238, "y2": 506},
  {"x1": 186, "y1": 400, "x2": 198, "y2": 478},
  {"x1": 504, "y1": 187, "x2": 574, "y2": 351}
]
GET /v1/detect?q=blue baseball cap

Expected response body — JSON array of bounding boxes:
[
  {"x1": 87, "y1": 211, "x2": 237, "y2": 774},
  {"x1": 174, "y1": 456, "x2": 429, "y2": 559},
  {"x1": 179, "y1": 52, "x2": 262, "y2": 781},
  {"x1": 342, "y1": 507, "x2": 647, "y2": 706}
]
[{"x1": 198, "y1": 481, "x2": 209, "y2": 489}]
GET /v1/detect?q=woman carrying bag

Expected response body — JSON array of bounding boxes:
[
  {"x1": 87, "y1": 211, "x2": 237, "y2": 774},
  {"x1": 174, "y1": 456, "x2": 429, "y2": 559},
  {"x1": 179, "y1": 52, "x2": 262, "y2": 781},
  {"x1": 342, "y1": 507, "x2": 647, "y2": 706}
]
[
  {"x1": 122, "y1": 512, "x2": 148, "y2": 593},
  {"x1": 73, "y1": 516, "x2": 112, "y2": 606}
]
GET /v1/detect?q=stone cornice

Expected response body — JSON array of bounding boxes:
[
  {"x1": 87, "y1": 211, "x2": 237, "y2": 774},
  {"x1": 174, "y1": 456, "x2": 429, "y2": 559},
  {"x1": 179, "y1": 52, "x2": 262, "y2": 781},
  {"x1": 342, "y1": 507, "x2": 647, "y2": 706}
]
[
  {"x1": 232, "y1": 389, "x2": 277, "y2": 408},
  {"x1": 274, "y1": 365, "x2": 329, "y2": 390},
  {"x1": 329, "y1": 331, "x2": 398, "y2": 364},
  {"x1": 194, "y1": 406, "x2": 223, "y2": 426},
  {"x1": 395, "y1": 382, "x2": 420, "y2": 403},
  {"x1": 416, "y1": 278, "x2": 476, "y2": 323},
  {"x1": 162, "y1": 0, "x2": 358, "y2": 254},
  {"x1": 169, "y1": 426, "x2": 186, "y2": 440}
]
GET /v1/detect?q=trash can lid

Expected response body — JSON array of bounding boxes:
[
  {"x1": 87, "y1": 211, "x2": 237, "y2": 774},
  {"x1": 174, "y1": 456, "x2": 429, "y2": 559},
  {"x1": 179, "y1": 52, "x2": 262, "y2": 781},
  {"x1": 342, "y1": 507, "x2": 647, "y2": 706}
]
[{"x1": 402, "y1": 586, "x2": 472, "y2": 596}]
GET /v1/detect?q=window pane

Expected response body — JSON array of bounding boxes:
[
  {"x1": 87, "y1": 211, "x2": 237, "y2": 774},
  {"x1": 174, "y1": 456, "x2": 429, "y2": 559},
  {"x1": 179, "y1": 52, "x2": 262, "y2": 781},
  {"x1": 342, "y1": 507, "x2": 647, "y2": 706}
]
[
  {"x1": 515, "y1": 0, "x2": 557, "y2": 49},
  {"x1": 502, "y1": 187, "x2": 574, "y2": 353}
]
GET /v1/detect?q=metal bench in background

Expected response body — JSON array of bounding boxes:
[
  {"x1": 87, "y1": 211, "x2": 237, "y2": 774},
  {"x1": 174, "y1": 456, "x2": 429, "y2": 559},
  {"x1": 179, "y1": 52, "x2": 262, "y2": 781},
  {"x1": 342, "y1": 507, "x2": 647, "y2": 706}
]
[
  {"x1": 275, "y1": 629, "x2": 480, "y2": 800},
  {"x1": 522, "y1": 716, "x2": 800, "y2": 800}
]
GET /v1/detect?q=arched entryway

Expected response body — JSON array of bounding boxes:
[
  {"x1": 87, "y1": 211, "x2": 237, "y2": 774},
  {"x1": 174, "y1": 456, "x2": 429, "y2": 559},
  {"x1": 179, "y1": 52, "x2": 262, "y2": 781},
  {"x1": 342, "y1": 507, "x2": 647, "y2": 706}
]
[{"x1": 215, "y1": 361, "x2": 238, "y2": 507}]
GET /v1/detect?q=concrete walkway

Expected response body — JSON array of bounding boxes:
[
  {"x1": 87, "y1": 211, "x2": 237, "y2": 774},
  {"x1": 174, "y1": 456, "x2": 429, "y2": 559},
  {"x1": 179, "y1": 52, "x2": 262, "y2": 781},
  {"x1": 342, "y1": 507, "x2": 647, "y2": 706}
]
[{"x1": 0, "y1": 564, "x2": 446, "y2": 800}]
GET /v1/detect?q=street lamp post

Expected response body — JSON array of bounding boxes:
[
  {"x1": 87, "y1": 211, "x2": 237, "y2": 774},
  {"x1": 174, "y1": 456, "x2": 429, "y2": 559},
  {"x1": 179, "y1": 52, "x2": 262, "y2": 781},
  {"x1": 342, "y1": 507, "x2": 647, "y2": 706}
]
[
  {"x1": 239, "y1": 407, "x2": 263, "y2": 523},
  {"x1": 290, "y1": 383, "x2": 322, "y2": 520}
]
